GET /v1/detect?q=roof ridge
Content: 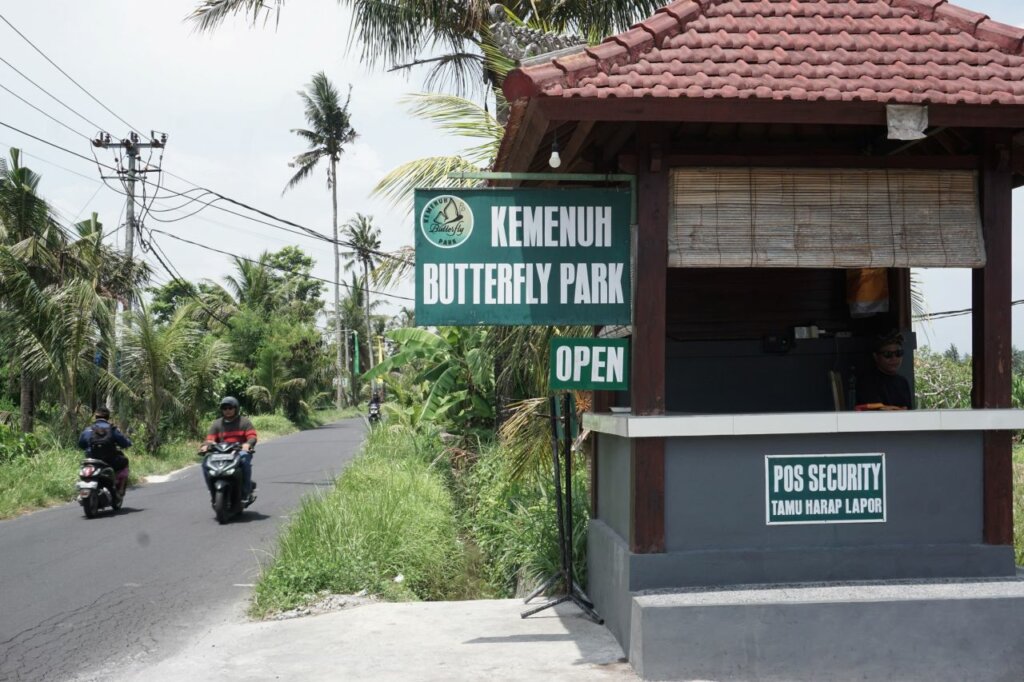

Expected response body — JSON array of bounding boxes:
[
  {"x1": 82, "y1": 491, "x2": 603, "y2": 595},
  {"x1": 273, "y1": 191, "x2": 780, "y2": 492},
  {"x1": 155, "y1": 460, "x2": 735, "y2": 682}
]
[
  {"x1": 893, "y1": 0, "x2": 1024, "y2": 53},
  {"x1": 501, "y1": 0, "x2": 1024, "y2": 102}
]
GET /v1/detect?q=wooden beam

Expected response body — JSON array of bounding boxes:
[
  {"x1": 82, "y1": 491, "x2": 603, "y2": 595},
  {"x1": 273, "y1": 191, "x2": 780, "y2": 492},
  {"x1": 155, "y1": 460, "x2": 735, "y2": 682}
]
[
  {"x1": 630, "y1": 128, "x2": 669, "y2": 554},
  {"x1": 973, "y1": 129, "x2": 1014, "y2": 546},
  {"x1": 889, "y1": 268, "x2": 911, "y2": 332},
  {"x1": 631, "y1": 438, "x2": 665, "y2": 553},
  {"x1": 654, "y1": 154, "x2": 980, "y2": 170},
  {"x1": 561, "y1": 119, "x2": 595, "y2": 171},
  {"x1": 502, "y1": 99, "x2": 549, "y2": 177},
  {"x1": 536, "y1": 98, "x2": 1024, "y2": 129}
]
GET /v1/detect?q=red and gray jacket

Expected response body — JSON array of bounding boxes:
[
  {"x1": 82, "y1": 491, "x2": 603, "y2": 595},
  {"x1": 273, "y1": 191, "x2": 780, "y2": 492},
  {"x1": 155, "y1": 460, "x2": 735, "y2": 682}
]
[{"x1": 205, "y1": 416, "x2": 258, "y2": 447}]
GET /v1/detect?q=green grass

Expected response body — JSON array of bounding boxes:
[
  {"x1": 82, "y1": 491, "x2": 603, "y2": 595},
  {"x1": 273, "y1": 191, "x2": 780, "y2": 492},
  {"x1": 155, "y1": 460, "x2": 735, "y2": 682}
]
[
  {"x1": 250, "y1": 424, "x2": 472, "y2": 617},
  {"x1": 0, "y1": 408, "x2": 353, "y2": 519}
]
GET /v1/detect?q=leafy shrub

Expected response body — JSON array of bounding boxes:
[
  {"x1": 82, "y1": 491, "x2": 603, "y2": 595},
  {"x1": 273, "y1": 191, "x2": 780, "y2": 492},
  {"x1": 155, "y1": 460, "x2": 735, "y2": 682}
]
[
  {"x1": 0, "y1": 424, "x2": 39, "y2": 464},
  {"x1": 914, "y1": 347, "x2": 972, "y2": 409},
  {"x1": 462, "y1": 441, "x2": 588, "y2": 597}
]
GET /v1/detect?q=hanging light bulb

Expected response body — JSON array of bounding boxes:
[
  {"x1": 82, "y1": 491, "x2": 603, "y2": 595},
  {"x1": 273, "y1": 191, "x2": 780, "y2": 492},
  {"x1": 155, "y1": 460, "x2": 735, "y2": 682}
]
[{"x1": 548, "y1": 131, "x2": 561, "y2": 168}]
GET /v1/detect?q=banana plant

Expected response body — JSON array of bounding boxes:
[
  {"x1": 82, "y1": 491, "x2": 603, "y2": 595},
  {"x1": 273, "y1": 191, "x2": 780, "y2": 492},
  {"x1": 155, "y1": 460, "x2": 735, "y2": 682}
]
[{"x1": 363, "y1": 326, "x2": 495, "y2": 440}]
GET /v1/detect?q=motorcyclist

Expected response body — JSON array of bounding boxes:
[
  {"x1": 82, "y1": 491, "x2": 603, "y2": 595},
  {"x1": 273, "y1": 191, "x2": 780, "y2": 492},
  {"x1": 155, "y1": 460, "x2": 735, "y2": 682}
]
[
  {"x1": 200, "y1": 396, "x2": 258, "y2": 503},
  {"x1": 368, "y1": 391, "x2": 382, "y2": 423},
  {"x1": 77, "y1": 406, "x2": 131, "y2": 497}
]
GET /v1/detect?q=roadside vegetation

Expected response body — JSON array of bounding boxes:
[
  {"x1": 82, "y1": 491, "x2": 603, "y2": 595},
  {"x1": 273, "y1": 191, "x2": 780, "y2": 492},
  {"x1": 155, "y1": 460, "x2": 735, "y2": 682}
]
[
  {"x1": 0, "y1": 139, "x2": 381, "y2": 518},
  {"x1": 0, "y1": 409, "x2": 356, "y2": 519}
]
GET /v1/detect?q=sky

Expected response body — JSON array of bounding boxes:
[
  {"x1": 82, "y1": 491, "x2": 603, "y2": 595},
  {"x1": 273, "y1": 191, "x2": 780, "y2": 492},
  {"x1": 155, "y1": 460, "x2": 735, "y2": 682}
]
[{"x1": 0, "y1": 0, "x2": 1022, "y2": 353}]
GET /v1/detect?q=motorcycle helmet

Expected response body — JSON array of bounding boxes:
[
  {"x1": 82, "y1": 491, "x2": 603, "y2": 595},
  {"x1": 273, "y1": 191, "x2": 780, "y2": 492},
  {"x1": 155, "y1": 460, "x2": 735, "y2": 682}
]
[{"x1": 219, "y1": 396, "x2": 240, "y2": 410}]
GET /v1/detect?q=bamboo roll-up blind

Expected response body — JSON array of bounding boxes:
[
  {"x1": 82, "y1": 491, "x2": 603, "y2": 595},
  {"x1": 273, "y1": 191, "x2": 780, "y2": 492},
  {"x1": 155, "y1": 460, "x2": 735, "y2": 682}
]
[{"x1": 668, "y1": 168, "x2": 985, "y2": 268}]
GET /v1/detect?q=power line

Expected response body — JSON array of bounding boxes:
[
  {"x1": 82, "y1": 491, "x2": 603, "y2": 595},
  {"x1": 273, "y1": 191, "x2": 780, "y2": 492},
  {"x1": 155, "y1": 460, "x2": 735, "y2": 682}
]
[
  {"x1": 0, "y1": 12, "x2": 144, "y2": 136},
  {"x1": 0, "y1": 119, "x2": 119, "y2": 171},
  {"x1": 0, "y1": 80, "x2": 92, "y2": 140},
  {"x1": 0, "y1": 138, "x2": 105, "y2": 184},
  {"x1": 914, "y1": 300, "x2": 1024, "y2": 322},
  {"x1": 0, "y1": 54, "x2": 109, "y2": 134},
  {"x1": 147, "y1": 226, "x2": 415, "y2": 302},
  {"x1": 143, "y1": 233, "x2": 235, "y2": 329},
  {"x1": 0, "y1": 118, "x2": 415, "y2": 269}
]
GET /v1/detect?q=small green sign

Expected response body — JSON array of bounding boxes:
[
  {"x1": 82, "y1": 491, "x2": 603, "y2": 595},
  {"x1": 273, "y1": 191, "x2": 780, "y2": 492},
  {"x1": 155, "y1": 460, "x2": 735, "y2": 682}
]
[
  {"x1": 765, "y1": 453, "x2": 886, "y2": 525},
  {"x1": 415, "y1": 188, "x2": 631, "y2": 326},
  {"x1": 549, "y1": 338, "x2": 629, "y2": 391}
]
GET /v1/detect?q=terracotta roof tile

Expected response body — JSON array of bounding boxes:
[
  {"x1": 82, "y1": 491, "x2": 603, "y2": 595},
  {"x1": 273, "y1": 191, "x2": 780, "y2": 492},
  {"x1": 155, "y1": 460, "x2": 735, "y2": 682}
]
[{"x1": 503, "y1": 0, "x2": 1024, "y2": 106}]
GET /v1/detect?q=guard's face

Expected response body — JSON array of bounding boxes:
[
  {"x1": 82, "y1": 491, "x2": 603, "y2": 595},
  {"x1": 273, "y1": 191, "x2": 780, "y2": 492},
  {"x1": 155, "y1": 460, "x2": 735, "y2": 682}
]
[
  {"x1": 220, "y1": 405, "x2": 237, "y2": 417},
  {"x1": 873, "y1": 344, "x2": 903, "y2": 376}
]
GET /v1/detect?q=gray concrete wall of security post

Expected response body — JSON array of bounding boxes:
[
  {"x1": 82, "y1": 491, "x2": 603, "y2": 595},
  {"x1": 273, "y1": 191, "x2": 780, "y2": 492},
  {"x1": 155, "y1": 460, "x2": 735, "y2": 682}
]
[{"x1": 588, "y1": 430, "x2": 1018, "y2": 655}]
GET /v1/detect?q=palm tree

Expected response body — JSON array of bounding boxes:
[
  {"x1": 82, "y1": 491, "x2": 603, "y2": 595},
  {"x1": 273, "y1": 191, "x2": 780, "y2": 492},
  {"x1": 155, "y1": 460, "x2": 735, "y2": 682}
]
[
  {"x1": 120, "y1": 304, "x2": 195, "y2": 451},
  {"x1": 190, "y1": 1, "x2": 663, "y2": 96},
  {"x1": 342, "y1": 213, "x2": 381, "y2": 373},
  {"x1": 0, "y1": 148, "x2": 57, "y2": 432},
  {"x1": 283, "y1": 72, "x2": 357, "y2": 408},
  {"x1": 225, "y1": 252, "x2": 276, "y2": 313},
  {"x1": 373, "y1": 93, "x2": 502, "y2": 214}
]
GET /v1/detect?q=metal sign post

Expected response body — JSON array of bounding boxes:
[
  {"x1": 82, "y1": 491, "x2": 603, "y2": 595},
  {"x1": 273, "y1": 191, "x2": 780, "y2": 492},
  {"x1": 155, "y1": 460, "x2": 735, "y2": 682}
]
[{"x1": 521, "y1": 392, "x2": 602, "y2": 623}]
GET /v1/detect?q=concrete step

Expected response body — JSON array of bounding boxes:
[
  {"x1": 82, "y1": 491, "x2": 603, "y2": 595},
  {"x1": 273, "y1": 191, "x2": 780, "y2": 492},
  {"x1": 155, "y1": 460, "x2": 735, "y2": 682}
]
[{"x1": 630, "y1": 576, "x2": 1024, "y2": 681}]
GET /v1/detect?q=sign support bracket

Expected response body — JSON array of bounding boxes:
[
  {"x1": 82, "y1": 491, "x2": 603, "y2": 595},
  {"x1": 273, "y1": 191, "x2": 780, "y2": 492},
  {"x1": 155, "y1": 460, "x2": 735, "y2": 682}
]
[{"x1": 447, "y1": 171, "x2": 637, "y2": 226}]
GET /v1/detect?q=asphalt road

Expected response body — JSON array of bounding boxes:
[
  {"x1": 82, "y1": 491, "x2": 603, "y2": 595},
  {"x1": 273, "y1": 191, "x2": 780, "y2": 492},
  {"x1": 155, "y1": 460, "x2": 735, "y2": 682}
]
[{"x1": 0, "y1": 417, "x2": 366, "y2": 682}]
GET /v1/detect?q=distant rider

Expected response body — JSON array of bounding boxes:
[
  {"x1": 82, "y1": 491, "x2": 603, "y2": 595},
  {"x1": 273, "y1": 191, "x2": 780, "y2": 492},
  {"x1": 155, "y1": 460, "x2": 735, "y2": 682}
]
[
  {"x1": 369, "y1": 391, "x2": 382, "y2": 410},
  {"x1": 78, "y1": 406, "x2": 131, "y2": 497},
  {"x1": 199, "y1": 396, "x2": 258, "y2": 503}
]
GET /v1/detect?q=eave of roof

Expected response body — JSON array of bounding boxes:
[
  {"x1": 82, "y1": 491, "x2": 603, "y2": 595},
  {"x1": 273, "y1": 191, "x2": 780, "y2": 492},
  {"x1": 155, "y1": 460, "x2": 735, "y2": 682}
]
[{"x1": 494, "y1": 0, "x2": 1024, "y2": 172}]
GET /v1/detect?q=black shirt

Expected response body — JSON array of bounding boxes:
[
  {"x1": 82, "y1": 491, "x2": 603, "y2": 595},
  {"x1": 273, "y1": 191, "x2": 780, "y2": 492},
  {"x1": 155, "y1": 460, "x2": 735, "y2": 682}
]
[{"x1": 856, "y1": 367, "x2": 913, "y2": 409}]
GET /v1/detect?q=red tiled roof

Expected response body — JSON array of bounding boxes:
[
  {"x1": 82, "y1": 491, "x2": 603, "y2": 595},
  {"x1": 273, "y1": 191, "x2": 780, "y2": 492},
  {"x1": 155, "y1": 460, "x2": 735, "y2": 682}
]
[{"x1": 503, "y1": 0, "x2": 1024, "y2": 105}]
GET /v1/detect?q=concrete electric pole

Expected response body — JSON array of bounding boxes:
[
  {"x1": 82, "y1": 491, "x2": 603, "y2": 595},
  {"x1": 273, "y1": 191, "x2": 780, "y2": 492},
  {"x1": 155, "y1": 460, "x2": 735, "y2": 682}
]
[
  {"x1": 92, "y1": 131, "x2": 167, "y2": 287},
  {"x1": 92, "y1": 132, "x2": 166, "y2": 412}
]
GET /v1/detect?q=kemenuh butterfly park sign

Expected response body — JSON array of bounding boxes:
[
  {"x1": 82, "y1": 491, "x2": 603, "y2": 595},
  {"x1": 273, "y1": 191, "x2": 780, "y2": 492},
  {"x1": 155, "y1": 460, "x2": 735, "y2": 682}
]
[{"x1": 415, "y1": 188, "x2": 631, "y2": 325}]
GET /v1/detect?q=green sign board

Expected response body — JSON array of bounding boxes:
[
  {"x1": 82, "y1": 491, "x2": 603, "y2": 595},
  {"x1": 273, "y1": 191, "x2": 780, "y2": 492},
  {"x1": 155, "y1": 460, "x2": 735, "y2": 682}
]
[
  {"x1": 415, "y1": 188, "x2": 631, "y2": 325},
  {"x1": 549, "y1": 338, "x2": 629, "y2": 391},
  {"x1": 765, "y1": 453, "x2": 886, "y2": 525}
]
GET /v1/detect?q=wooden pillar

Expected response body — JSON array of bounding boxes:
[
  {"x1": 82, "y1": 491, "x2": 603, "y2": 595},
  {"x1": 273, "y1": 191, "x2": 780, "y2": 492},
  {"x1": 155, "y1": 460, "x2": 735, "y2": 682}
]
[
  {"x1": 972, "y1": 129, "x2": 1013, "y2": 546},
  {"x1": 630, "y1": 134, "x2": 668, "y2": 553}
]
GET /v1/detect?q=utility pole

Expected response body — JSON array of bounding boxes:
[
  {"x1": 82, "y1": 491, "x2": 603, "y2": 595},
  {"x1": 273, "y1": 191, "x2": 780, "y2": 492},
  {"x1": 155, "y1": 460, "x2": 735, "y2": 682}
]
[
  {"x1": 92, "y1": 131, "x2": 167, "y2": 283},
  {"x1": 92, "y1": 131, "x2": 166, "y2": 412}
]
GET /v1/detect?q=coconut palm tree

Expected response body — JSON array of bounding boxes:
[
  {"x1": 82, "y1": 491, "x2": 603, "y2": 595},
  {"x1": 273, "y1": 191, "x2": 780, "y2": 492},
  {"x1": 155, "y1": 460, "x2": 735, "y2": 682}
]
[
  {"x1": 120, "y1": 304, "x2": 196, "y2": 451},
  {"x1": 341, "y1": 213, "x2": 381, "y2": 372},
  {"x1": 284, "y1": 72, "x2": 357, "y2": 408},
  {"x1": 189, "y1": 1, "x2": 663, "y2": 96},
  {"x1": 373, "y1": 92, "x2": 503, "y2": 215},
  {"x1": 0, "y1": 148, "x2": 59, "y2": 432}
]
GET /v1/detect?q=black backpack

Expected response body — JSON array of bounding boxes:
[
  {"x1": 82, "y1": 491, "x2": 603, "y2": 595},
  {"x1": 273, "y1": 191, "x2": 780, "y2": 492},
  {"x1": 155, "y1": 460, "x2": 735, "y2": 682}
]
[{"x1": 89, "y1": 423, "x2": 117, "y2": 460}]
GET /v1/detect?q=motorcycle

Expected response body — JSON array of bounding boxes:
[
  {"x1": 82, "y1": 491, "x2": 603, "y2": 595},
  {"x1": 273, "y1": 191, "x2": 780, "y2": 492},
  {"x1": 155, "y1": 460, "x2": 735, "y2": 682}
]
[
  {"x1": 368, "y1": 402, "x2": 381, "y2": 425},
  {"x1": 200, "y1": 443, "x2": 256, "y2": 524},
  {"x1": 76, "y1": 458, "x2": 124, "y2": 518}
]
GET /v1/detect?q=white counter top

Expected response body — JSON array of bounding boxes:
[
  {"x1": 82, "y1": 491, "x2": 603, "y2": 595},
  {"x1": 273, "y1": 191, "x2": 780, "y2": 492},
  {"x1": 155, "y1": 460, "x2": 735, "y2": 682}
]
[{"x1": 583, "y1": 409, "x2": 1024, "y2": 439}]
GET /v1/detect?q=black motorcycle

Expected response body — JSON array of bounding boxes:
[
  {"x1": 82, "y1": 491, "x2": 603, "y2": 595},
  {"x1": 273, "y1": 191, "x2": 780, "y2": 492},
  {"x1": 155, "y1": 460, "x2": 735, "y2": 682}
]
[
  {"x1": 76, "y1": 458, "x2": 124, "y2": 518},
  {"x1": 200, "y1": 443, "x2": 256, "y2": 524},
  {"x1": 368, "y1": 402, "x2": 381, "y2": 426}
]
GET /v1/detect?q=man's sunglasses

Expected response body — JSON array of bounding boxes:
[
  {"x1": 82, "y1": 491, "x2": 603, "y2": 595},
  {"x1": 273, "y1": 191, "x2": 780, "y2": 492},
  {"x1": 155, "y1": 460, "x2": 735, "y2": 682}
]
[
  {"x1": 877, "y1": 350, "x2": 903, "y2": 359},
  {"x1": 220, "y1": 405, "x2": 237, "y2": 411}
]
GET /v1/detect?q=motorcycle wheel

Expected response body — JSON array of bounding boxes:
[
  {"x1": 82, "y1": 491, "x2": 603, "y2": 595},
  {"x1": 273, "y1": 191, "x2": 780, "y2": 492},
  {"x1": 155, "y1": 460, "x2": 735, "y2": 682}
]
[
  {"x1": 84, "y1": 490, "x2": 100, "y2": 519},
  {"x1": 214, "y1": 489, "x2": 229, "y2": 524}
]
